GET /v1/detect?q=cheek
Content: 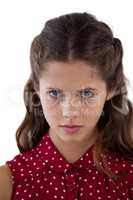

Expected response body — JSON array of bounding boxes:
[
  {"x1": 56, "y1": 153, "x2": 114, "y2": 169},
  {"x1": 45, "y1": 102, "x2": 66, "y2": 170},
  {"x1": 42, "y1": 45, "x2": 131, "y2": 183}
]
[
  {"x1": 40, "y1": 94, "x2": 58, "y2": 111},
  {"x1": 41, "y1": 103, "x2": 60, "y2": 127},
  {"x1": 42, "y1": 94, "x2": 58, "y2": 107},
  {"x1": 80, "y1": 96, "x2": 105, "y2": 118},
  {"x1": 41, "y1": 98, "x2": 61, "y2": 119}
]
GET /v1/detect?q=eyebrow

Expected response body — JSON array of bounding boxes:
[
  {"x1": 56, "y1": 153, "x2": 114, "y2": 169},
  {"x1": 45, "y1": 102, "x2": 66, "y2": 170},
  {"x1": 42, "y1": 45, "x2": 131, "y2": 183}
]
[{"x1": 46, "y1": 87, "x2": 97, "y2": 92}]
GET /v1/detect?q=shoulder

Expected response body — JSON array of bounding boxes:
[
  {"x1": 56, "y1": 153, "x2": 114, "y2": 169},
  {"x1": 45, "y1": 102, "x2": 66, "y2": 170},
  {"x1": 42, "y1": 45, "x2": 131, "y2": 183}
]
[
  {"x1": 0, "y1": 165, "x2": 12, "y2": 200},
  {"x1": 106, "y1": 150, "x2": 133, "y2": 175},
  {"x1": 5, "y1": 144, "x2": 46, "y2": 183},
  {"x1": 105, "y1": 151, "x2": 133, "y2": 196}
]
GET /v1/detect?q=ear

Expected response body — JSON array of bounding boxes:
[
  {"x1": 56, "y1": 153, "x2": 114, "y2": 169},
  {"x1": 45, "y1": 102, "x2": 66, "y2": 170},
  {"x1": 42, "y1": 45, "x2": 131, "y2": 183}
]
[{"x1": 106, "y1": 90, "x2": 116, "y2": 101}]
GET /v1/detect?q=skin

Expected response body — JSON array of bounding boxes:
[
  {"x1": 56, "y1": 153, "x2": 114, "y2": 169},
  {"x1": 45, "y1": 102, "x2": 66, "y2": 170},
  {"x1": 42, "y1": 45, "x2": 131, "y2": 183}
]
[{"x1": 37, "y1": 60, "x2": 115, "y2": 163}]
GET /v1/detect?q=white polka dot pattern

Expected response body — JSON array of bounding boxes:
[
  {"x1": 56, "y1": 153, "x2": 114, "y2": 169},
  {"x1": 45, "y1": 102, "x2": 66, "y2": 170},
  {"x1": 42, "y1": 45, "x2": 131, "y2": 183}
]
[{"x1": 6, "y1": 132, "x2": 133, "y2": 200}]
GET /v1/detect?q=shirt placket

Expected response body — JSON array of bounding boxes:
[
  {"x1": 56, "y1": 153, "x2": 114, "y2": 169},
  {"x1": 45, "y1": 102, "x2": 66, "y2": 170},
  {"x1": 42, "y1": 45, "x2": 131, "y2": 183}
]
[{"x1": 64, "y1": 168, "x2": 80, "y2": 200}]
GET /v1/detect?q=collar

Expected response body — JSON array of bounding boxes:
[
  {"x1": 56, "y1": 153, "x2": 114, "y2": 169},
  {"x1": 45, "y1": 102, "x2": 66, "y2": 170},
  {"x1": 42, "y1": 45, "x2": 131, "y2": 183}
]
[{"x1": 34, "y1": 131, "x2": 96, "y2": 174}]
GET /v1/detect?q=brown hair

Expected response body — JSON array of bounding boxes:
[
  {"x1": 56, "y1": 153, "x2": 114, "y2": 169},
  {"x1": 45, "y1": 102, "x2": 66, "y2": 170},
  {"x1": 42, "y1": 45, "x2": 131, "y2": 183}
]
[{"x1": 16, "y1": 12, "x2": 133, "y2": 180}]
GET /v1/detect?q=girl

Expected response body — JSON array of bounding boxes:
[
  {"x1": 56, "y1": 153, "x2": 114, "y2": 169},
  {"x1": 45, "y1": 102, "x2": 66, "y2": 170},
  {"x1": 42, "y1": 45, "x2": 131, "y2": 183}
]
[{"x1": 0, "y1": 12, "x2": 133, "y2": 200}]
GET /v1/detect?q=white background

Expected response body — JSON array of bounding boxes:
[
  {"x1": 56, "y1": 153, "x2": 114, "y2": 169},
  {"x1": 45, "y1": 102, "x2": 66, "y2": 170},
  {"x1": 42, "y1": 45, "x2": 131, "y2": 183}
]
[{"x1": 0, "y1": 0, "x2": 133, "y2": 165}]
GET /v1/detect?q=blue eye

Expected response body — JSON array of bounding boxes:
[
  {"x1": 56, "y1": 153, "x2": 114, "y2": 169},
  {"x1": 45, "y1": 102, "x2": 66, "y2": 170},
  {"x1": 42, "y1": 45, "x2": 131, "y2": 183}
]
[
  {"x1": 47, "y1": 89, "x2": 94, "y2": 99},
  {"x1": 48, "y1": 90, "x2": 61, "y2": 97},
  {"x1": 80, "y1": 90, "x2": 94, "y2": 98}
]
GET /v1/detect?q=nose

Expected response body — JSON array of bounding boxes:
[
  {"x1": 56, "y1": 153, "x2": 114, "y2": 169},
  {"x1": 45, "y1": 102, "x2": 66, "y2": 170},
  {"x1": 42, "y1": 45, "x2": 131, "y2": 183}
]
[
  {"x1": 62, "y1": 106, "x2": 80, "y2": 118},
  {"x1": 60, "y1": 93, "x2": 81, "y2": 118}
]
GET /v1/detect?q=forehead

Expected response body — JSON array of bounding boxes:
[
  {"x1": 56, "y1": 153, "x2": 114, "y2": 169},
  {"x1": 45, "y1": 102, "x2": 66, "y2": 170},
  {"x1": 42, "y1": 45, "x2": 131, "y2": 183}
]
[{"x1": 39, "y1": 61, "x2": 105, "y2": 90}]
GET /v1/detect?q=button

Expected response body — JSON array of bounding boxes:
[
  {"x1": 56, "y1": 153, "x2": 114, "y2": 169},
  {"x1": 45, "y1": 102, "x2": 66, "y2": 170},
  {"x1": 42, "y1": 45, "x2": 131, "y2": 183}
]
[{"x1": 65, "y1": 172, "x2": 79, "y2": 191}]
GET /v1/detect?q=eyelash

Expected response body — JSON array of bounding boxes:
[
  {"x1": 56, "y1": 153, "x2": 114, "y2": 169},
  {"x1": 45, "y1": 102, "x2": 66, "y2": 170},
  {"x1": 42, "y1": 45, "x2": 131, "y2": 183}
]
[{"x1": 47, "y1": 89, "x2": 94, "y2": 99}]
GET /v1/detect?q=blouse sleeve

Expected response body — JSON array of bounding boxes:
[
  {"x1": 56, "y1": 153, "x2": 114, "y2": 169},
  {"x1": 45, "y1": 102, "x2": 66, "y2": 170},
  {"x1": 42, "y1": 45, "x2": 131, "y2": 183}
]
[
  {"x1": 5, "y1": 153, "x2": 28, "y2": 186},
  {"x1": 125, "y1": 173, "x2": 133, "y2": 199},
  {"x1": 121, "y1": 161, "x2": 133, "y2": 199}
]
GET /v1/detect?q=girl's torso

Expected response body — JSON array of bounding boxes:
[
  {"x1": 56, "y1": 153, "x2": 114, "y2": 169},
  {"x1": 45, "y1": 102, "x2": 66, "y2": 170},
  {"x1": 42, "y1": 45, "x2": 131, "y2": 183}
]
[{"x1": 6, "y1": 132, "x2": 133, "y2": 200}]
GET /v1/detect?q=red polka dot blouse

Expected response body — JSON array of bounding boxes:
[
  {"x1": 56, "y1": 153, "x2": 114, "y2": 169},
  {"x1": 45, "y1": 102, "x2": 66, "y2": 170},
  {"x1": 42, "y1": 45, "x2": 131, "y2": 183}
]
[{"x1": 6, "y1": 131, "x2": 133, "y2": 200}]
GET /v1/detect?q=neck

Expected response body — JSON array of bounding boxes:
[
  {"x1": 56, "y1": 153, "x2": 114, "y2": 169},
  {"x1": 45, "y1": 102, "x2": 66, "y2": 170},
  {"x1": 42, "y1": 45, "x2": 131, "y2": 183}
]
[{"x1": 49, "y1": 127, "x2": 98, "y2": 163}]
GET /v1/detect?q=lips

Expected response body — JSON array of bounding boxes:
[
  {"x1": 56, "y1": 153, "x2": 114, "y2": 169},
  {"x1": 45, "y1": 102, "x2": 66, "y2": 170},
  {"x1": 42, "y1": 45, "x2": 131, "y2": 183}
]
[
  {"x1": 60, "y1": 125, "x2": 83, "y2": 128},
  {"x1": 59, "y1": 125, "x2": 83, "y2": 134}
]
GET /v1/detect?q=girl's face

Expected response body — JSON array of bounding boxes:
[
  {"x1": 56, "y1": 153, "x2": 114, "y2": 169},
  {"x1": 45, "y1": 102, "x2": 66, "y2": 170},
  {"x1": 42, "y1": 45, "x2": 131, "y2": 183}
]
[{"x1": 38, "y1": 61, "x2": 114, "y2": 143}]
